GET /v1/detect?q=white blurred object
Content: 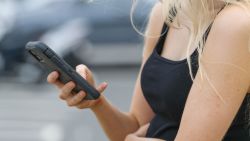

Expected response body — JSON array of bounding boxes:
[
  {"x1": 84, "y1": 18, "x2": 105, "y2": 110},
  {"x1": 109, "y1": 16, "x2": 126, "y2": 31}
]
[
  {"x1": 40, "y1": 124, "x2": 64, "y2": 141},
  {"x1": 40, "y1": 18, "x2": 89, "y2": 57},
  {"x1": 0, "y1": 0, "x2": 17, "y2": 40},
  {"x1": 85, "y1": 0, "x2": 94, "y2": 3},
  {"x1": 22, "y1": 0, "x2": 61, "y2": 11}
]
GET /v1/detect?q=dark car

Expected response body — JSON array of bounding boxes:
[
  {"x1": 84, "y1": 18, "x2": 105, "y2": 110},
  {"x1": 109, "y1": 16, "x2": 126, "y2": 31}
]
[{"x1": 0, "y1": 0, "x2": 155, "y2": 82}]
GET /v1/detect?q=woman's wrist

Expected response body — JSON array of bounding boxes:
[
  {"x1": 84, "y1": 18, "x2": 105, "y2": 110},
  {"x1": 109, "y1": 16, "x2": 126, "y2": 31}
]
[{"x1": 90, "y1": 95, "x2": 107, "y2": 112}]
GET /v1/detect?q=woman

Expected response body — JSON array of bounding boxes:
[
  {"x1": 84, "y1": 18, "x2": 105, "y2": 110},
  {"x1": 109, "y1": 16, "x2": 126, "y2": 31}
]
[{"x1": 47, "y1": 0, "x2": 250, "y2": 141}]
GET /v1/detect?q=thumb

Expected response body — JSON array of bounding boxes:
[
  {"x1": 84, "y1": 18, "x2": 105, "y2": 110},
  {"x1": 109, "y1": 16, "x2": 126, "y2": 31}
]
[
  {"x1": 96, "y1": 82, "x2": 108, "y2": 94},
  {"x1": 76, "y1": 65, "x2": 87, "y2": 79}
]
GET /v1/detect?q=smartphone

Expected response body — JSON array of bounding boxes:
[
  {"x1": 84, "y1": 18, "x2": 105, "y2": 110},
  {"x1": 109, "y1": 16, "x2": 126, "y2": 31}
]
[{"x1": 25, "y1": 41, "x2": 100, "y2": 100}]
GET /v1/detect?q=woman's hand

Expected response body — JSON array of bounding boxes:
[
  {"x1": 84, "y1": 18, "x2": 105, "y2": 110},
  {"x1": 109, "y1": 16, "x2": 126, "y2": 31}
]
[
  {"x1": 125, "y1": 123, "x2": 149, "y2": 141},
  {"x1": 133, "y1": 123, "x2": 150, "y2": 137},
  {"x1": 47, "y1": 64, "x2": 108, "y2": 109},
  {"x1": 125, "y1": 123, "x2": 165, "y2": 141}
]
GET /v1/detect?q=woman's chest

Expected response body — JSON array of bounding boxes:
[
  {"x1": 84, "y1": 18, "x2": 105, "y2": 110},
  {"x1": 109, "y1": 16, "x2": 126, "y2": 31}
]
[{"x1": 140, "y1": 52, "x2": 199, "y2": 121}]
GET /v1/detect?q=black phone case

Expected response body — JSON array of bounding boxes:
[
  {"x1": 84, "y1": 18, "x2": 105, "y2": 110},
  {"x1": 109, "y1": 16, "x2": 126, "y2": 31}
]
[{"x1": 25, "y1": 41, "x2": 100, "y2": 100}]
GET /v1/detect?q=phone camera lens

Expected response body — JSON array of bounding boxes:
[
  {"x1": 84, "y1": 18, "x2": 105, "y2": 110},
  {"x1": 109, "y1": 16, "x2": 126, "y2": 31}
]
[
  {"x1": 29, "y1": 50, "x2": 43, "y2": 62},
  {"x1": 35, "y1": 55, "x2": 43, "y2": 62}
]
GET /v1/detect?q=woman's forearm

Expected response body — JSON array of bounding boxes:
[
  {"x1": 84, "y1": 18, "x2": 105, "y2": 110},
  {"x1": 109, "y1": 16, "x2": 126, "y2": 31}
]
[{"x1": 91, "y1": 96, "x2": 140, "y2": 141}]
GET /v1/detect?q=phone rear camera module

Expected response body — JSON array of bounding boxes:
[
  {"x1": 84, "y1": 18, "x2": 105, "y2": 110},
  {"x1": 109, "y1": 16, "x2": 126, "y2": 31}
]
[
  {"x1": 29, "y1": 50, "x2": 43, "y2": 62},
  {"x1": 35, "y1": 55, "x2": 43, "y2": 62}
]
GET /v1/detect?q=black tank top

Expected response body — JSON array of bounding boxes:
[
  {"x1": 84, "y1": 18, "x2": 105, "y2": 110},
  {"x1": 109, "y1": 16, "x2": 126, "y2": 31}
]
[{"x1": 140, "y1": 23, "x2": 250, "y2": 141}]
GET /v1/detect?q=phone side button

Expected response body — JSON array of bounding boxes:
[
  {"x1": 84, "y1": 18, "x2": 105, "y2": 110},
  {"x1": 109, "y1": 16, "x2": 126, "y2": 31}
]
[
  {"x1": 53, "y1": 57, "x2": 64, "y2": 67},
  {"x1": 67, "y1": 68, "x2": 73, "y2": 74},
  {"x1": 44, "y1": 49, "x2": 54, "y2": 58}
]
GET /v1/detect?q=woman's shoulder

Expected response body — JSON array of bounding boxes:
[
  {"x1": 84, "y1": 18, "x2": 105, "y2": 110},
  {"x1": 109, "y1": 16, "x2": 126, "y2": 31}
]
[
  {"x1": 202, "y1": 4, "x2": 250, "y2": 78},
  {"x1": 142, "y1": 2, "x2": 166, "y2": 61},
  {"x1": 147, "y1": 2, "x2": 165, "y2": 31},
  {"x1": 213, "y1": 4, "x2": 250, "y2": 34}
]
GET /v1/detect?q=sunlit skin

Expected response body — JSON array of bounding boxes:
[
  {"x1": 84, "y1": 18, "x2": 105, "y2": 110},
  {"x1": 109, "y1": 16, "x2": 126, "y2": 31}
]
[{"x1": 47, "y1": 1, "x2": 250, "y2": 141}]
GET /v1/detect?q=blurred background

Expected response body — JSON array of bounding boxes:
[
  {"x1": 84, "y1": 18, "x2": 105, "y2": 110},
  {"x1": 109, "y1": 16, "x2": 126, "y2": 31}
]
[{"x1": 0, "y1": 0, "x2": 156, "y2": 141}]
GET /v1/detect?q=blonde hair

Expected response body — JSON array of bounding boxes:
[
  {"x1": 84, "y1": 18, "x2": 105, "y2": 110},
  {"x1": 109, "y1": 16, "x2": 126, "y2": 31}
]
[
  {"x1": 160, "y1": 0, "x2": 250, "y2": 80},
  {"x1": 131, "y1": 0, "x2": 250, "y2": 130}
]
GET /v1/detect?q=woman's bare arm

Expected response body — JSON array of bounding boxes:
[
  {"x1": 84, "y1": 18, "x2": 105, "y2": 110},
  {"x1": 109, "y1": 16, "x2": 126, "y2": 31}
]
[
  {"x1": 90, "y1": 2, "x2": 166, "y2": 140},
  {"x1": 47, "y1": 2, "x2": 166, "y2": 141},
  {"x1": 174, "y1": 5, "x2": 250, "y2": 141}
]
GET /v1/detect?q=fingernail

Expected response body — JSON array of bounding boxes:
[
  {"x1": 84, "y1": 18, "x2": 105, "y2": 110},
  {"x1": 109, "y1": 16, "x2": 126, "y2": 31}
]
[
  {"x1": 102, "y1": 82, "x2": 108, "y2": 87},
  {"x1": 80, "y1": 91, "x2": 85, "y2": 95},
  {"x1": 71, "y1": 82, "x2": 75, "y2": 87},
  {"x1": 76, "y1": 65, "x2": 82, "y2": 70},
  {"x1": 76, "y1": 66, "x2": 80, "y2": 71},
  {"x1": 53, "y1": 71, "x2": 58, "y2": 76},
  {"x1": 81, "y1": 92, "x2": 86, "y2": 97}
]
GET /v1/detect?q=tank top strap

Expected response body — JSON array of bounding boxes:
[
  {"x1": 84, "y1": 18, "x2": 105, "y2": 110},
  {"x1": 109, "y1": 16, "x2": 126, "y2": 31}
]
[
  {"x1": 203, "y1": 5, "x2": 226, "y2": 41},
  {"x1": 155, "y1": 22, "x2": 169, "y2": 53},
  {"x1": 155, "y1": 5, "x2": 226, "y2": 53}
]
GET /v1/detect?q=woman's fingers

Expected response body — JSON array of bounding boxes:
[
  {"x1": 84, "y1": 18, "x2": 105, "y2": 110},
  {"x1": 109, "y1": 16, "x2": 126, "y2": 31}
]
[
  {"x1": 47, "y1": 71, "x2": 59, "y2": 83},
  {"x1": 76, "y1": 64, "x2": 88, "y2": 79},
  {"x1": 47, "y1": 65, "x2": 108, "y2": 109},
  {"x1": 76, "y1": 99, "x2": 99, "y2": 109},
  {"x1": 47, "y1": 71, "x2": 64, "y2": 88},
  {"x1": 67, "y1": 82, "x2": 107, "y2": 108},
  {"x1": 134, "y1": 123, "x2": 150, "y2": 137},
  {"x1": 76, "y1": 64, "x2": 95, "y2": 85},
  {"x1": 76, "y1": 100, "x2": 91, "y2": 109},
  {"x1": 59, "y1": 81, "x2": 75, "y2": 100},
  {"x1": 67, "y1": 91, "x2": 86, "y2": 106},
  {"x1": 96, "y1": 82, "x2": 108, "y2": 93}
]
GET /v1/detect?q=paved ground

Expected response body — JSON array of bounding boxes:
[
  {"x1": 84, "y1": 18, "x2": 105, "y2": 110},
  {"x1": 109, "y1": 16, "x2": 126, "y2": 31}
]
[{"x1": 0, "y1": 66, "x2": 140, "y2": 141}]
